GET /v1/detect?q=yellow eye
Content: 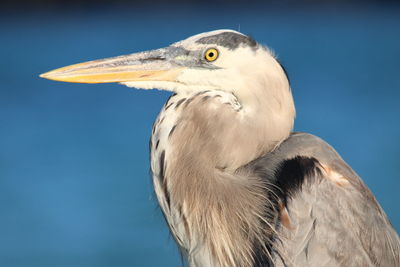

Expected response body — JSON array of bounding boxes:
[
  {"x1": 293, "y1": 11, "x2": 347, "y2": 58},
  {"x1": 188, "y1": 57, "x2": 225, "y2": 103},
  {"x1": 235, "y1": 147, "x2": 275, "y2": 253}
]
[{"x1": 204, "y1": 48, "x2": 219, "y2": 62}]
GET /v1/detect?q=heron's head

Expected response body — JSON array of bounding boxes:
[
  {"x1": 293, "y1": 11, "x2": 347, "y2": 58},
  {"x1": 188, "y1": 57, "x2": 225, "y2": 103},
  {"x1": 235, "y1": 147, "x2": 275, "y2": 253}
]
[{"x1": 41, "y1": 30, "x2": 292, "y2": 109}]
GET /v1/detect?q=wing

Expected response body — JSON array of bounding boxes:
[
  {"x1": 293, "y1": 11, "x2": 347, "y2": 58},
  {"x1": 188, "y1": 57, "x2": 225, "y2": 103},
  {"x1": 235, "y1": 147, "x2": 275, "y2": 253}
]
[{"x1": 247, "y1": 132, "x2": 400, "y2": 267}]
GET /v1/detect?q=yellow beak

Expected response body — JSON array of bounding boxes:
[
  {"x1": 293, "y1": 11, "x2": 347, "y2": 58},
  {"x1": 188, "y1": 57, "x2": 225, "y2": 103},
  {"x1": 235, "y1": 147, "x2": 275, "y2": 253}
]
[{"x1": 40, "y1": 49, "x2": 184, "y2": 84}]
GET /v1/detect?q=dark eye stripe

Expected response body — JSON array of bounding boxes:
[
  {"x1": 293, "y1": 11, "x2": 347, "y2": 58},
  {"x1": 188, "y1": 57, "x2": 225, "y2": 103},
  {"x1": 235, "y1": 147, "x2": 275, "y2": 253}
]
[{"x1": 196, "y1": 32, "x2": 257, "y2": 50}]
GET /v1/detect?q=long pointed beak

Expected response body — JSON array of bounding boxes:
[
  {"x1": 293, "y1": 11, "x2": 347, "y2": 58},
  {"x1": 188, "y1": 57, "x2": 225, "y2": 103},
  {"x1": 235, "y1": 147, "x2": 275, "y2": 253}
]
[{"x1": 40, "y1": 48, "x2": 184, "y2": 84}]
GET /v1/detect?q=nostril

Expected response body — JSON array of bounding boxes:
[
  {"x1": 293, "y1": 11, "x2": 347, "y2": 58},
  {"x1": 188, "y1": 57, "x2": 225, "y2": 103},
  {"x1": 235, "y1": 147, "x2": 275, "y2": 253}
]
[{"x1": 140, "y1": 56, "x2": 166, "y2": 62}]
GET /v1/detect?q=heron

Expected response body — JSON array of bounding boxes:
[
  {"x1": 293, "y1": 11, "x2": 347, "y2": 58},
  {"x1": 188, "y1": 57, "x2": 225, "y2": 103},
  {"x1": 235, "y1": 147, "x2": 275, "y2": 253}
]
[{"x1": 40, "y1": 29, "x2": 399, "y2": 267}]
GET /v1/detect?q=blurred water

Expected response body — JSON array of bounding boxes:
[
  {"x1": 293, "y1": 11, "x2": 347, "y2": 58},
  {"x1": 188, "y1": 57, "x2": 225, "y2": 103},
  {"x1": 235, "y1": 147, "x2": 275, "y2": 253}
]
[{"x1": 0, "y1": 4, "x2": 399, "y2": 267}]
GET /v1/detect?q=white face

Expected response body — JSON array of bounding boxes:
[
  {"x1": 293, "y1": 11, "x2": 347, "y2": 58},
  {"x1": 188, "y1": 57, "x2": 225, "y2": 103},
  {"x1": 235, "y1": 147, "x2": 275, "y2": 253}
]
[
  {"x1": 175, "y1": 45, "x2": 265, "y2": 93},
  {"x1": 121, "y1": 30, "x2": 287, "y2": 98}
]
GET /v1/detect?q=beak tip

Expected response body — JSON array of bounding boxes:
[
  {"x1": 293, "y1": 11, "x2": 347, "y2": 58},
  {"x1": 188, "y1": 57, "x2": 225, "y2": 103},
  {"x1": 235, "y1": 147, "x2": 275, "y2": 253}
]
[
  {"x1": 39, "y1": 71, "x2": 52, "y2": 80},
  {"x1": 40, "y1": 71, "x2": 63, "y2": 82}
]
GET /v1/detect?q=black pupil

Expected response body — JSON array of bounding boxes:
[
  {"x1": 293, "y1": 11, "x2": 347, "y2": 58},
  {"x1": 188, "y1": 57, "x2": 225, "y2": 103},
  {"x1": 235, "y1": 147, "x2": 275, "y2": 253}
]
[{"x1": 208, "y1": 52, "x2": 214, "y2": 58}]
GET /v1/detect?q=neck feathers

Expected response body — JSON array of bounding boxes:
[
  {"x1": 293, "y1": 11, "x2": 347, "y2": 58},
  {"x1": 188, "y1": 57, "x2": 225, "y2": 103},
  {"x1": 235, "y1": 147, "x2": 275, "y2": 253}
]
[{"x1": 151, "y1": 88, "x2": 293, "y2": 266}]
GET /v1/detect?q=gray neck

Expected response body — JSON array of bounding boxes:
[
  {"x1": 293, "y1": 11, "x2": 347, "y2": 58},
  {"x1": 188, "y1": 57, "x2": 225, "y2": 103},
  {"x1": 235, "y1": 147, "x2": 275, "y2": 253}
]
[{"x1": 150, "y1": 89, "x2": 293, "y2": 267}]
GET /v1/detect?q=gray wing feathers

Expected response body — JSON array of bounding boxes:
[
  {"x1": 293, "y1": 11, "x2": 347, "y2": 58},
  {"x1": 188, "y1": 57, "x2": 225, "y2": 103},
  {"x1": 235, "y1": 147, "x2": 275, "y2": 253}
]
[{"x1": 272, "y1": 133, "x2": 400, "y2": 267}]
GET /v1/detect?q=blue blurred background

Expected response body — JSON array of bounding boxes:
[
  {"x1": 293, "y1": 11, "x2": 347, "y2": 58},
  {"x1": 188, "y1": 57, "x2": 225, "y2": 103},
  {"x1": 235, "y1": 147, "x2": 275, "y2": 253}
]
[{"x1": 1, "y1": 1, "x2": 399, "y2": 266}]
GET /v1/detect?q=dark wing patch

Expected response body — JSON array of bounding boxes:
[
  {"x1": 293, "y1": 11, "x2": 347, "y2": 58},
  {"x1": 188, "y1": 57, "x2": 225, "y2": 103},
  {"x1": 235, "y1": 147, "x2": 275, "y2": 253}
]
[
  {"x1": 196, "y1": 32, "x2": 258, "y2": 50},
  {"x1": 274, "y1": 156, "x2": 321, "y2": 204}
]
